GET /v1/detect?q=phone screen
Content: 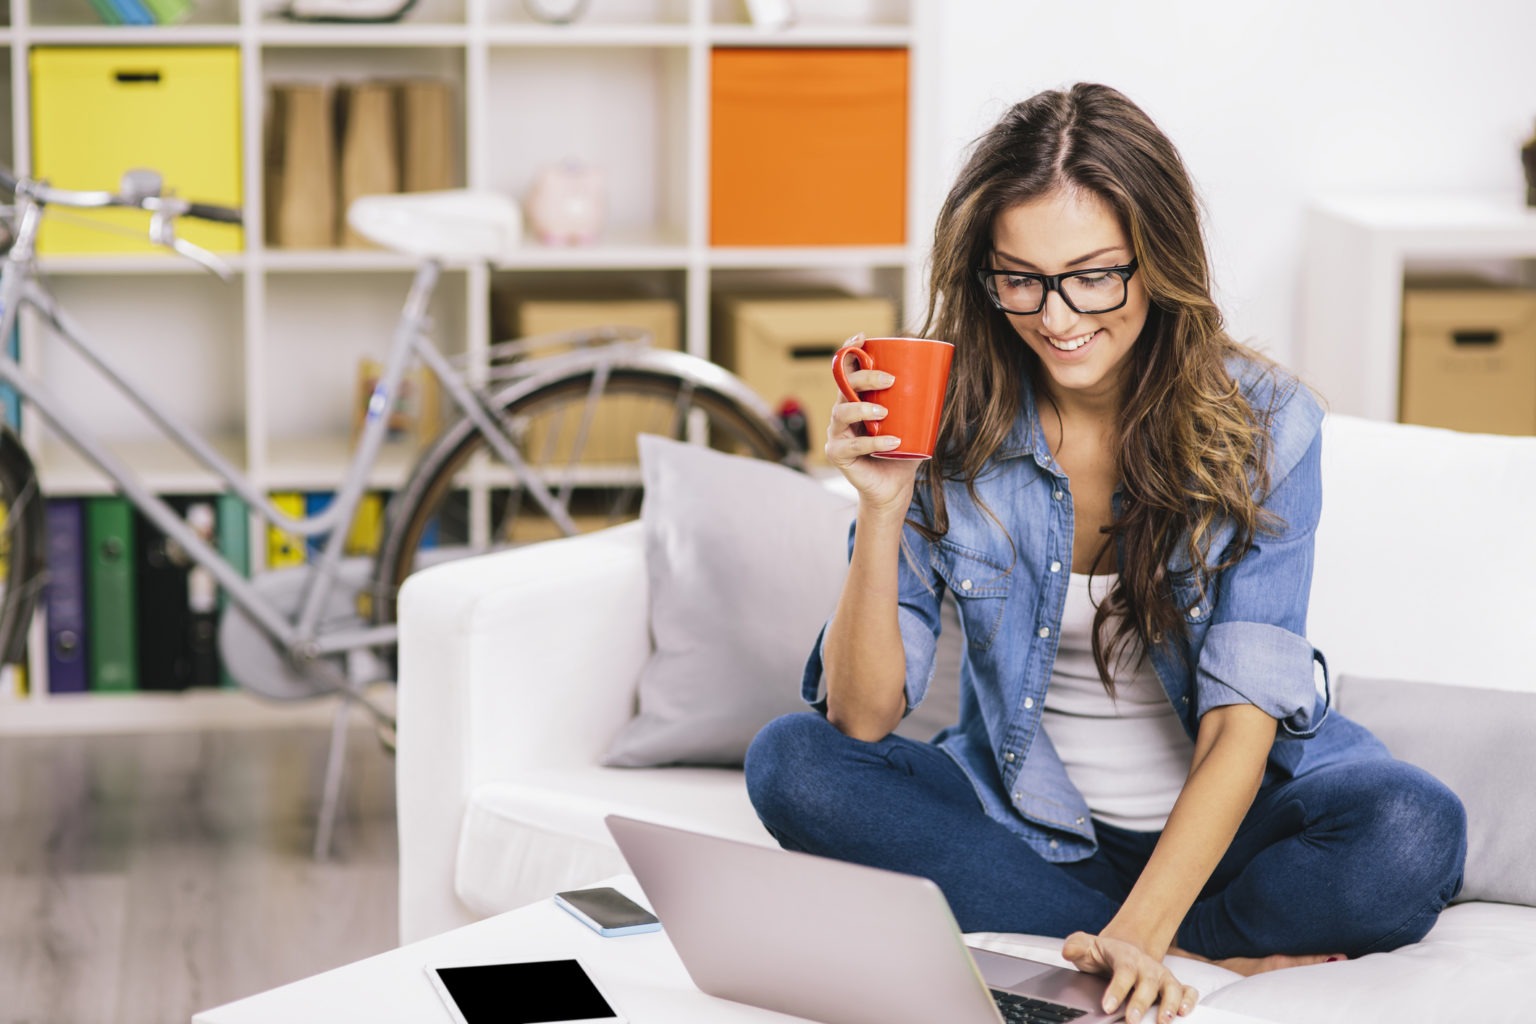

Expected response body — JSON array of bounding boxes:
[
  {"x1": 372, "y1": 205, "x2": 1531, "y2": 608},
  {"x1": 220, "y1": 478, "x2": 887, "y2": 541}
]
[
  {"x1": 432, "y1": 959, "x2": 618, "y2": 1024},
  {"x1": 555, "y1": 887, "x2": 658, "y2": 930}
]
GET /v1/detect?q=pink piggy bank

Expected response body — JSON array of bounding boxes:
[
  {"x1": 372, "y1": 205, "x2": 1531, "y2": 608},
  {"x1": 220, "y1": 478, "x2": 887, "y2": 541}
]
[{"x1": 525, "y1": 161, "x2": 606, "y2": 245}]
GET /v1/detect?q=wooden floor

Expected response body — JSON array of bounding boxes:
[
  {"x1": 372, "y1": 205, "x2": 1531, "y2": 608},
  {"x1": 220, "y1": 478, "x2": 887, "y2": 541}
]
[{"x1": 0, "y1": 724, "x2": 399, "y2": 1024}]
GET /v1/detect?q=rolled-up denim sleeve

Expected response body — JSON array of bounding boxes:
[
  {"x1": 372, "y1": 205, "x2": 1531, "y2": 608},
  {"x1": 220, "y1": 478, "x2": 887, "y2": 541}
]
[
  {"x1": 801, "y1": 516, "x2": 945, "y2": 717},
  {"x1": 1194, "y1": 422, "x2": 1330, "y2": 738}
]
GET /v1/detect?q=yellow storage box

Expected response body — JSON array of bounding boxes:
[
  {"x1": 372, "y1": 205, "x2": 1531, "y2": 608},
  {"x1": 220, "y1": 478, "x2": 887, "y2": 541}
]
[{"x1": 31, "y1": 47, "x2": 243, "y2": 255}]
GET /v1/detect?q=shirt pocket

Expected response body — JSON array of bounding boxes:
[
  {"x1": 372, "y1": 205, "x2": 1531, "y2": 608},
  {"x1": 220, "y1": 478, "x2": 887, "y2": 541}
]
[{"x1": 932, "y1": 540, "x2": 1011, "y2": 652}]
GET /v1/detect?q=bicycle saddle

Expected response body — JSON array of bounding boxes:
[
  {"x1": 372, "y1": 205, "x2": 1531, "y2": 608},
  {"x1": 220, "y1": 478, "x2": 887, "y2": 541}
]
[{"x1": 346, "y1": 189, "x2": 522, "y2": 260}]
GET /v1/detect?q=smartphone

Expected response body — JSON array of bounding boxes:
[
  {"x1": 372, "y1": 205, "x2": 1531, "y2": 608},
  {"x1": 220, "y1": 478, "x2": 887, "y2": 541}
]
[
  {"x1": 553, "y1": 886, "x2": 662, "y2": 937},
  {"x1": 425, "y1": 957, "x2": 625, "y2": 1024}
]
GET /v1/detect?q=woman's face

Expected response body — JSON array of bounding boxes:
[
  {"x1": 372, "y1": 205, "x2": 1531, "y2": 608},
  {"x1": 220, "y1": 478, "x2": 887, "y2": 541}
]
[{"x1": 988, "y1": 189, "x2": 1149, "y2": 408}]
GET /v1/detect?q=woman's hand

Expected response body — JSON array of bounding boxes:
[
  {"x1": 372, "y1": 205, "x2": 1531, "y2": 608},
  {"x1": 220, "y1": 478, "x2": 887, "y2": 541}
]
[
  {"x1": 827, "y1": 335, "x2": 921, "y2": 515},
  {"x1": 1061, "y1": 932, "x2": 1199, "y2": 1024}
]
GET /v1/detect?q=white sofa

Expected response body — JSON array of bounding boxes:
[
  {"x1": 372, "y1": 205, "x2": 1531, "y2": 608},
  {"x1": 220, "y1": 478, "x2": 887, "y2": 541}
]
[{"x1": 397, "y1": 415, "x2": 1536, "y2": 1021}]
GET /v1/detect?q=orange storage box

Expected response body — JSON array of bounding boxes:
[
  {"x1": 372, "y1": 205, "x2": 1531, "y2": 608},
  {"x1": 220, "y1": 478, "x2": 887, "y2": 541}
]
[{"x1": 710, "y1": 48, "x2": 907, "y2": 246}]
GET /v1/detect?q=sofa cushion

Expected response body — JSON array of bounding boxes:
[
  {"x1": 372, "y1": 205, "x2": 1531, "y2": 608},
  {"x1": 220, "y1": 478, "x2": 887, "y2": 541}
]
[
  {"x1": 600, "y1": 435, "x2": 858, "y2": 766},
  {"x1": 1199, "y1": 902, "x2": 1536, "y2": 1022},
  {"x1": 1311, "y1": 416, "x2": 1536, "y2": 691},
  {"x1": 602, "y1": 435, "x2": 963, "y2": 767},
  {"x1": 1338, "y1": 674, "x2": 1536, "y2": 907}
]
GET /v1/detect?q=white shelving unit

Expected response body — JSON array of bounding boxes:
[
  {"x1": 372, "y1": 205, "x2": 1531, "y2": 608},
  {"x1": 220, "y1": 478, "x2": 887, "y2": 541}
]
[
  {"x1": 1298, "y1": 192, "x2": 1536, "y2": 422},
  {"x1": 0, "y1": 0, "x2": 934, "y2": 720}
]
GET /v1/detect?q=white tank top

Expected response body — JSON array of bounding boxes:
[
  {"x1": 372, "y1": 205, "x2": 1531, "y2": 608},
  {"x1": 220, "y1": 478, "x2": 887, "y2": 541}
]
[{"x1": 1040, "y1": 572, "x2": 1194, "y2": 833}]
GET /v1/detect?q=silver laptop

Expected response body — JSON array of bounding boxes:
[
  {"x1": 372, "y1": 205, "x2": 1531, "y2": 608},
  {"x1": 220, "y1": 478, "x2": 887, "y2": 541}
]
[{"x1": 605, "y1": 815, "x2": 1122, "y2": 1024}]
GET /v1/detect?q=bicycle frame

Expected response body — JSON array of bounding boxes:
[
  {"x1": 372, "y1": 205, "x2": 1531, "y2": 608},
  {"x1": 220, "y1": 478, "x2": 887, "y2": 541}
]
[{"x1": 0, "y1": 188, "x2": 582, "y2": 678}]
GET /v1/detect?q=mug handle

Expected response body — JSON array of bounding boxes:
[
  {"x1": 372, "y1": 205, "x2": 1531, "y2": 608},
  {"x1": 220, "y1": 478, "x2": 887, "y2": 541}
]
[{"x1": 831, "y1": 346, "x2": 880, "y2": 436}]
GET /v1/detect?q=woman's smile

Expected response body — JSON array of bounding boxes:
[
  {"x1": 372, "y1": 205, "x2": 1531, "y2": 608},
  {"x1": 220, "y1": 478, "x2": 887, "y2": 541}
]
[{"x1": 1041, "y1": 327, "x2": 1102, "y2": 355}]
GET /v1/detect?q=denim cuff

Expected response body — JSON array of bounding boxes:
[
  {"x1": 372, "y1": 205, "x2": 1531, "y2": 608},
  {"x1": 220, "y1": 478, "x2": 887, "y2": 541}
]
[
  {"x1": 1195, "y1": 621, "x2": 1330, "y2": 738},
  {"x1": 801, "y1": 624, "x2": 831, "y2": 714}
]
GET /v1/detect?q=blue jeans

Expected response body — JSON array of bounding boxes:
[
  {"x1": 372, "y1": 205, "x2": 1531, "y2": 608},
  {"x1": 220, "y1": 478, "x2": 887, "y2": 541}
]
[{"x1": 744, "y1": 713, "x2": 1466, "y2": 959}]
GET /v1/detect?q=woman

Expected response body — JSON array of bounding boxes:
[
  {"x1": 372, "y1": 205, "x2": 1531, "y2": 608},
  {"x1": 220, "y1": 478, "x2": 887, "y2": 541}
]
[{"x1": 744, "y1": 84, "x2": 1466, "y2": 1024}]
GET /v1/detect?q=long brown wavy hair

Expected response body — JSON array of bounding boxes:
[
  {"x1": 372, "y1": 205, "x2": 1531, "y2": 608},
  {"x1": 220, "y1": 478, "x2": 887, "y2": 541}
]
[{"x1": 916, "y1": 83, "x2": 1286, "y2": 691}]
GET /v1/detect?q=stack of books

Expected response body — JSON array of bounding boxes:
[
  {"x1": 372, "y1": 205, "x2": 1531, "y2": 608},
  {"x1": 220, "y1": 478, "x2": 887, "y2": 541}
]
[{"x1": 86, "y1": 0, "x2": 194, "y2": 25}]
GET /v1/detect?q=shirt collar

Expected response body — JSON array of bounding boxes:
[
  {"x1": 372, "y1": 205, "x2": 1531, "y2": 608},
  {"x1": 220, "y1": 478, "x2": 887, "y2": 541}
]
[{"x1": 999, "y1": 376, "x2": 1057, "y2": 473}]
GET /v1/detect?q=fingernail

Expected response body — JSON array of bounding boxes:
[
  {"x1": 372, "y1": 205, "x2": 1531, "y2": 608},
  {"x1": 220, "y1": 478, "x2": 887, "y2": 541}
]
[
  {"x1": 880, "y1": 436, "x2": 902, "y2": 448},
  {"x1": 875, "y1": 373, "x2": 895, "y2": 386},
  {"x1": 1326, "y1": 956, "x2": 1344, "y2": 963},
  {"x1": 867, "y1": 404, "x2": 888, "y2": 418}
]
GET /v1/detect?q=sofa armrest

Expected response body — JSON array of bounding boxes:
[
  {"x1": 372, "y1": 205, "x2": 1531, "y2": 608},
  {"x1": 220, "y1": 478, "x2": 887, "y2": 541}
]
[{"x1": 395, "y1": 520, "x2": 649, "y2": 942}]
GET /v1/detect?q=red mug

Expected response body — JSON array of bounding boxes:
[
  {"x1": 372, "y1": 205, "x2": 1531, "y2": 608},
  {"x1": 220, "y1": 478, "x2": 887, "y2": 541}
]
[{"x1": 831, "y1": 336, "x2": 955, "y2": 460}]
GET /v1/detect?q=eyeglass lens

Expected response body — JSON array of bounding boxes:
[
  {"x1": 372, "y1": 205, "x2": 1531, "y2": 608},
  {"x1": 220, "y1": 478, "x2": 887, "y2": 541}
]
[{"x1": 989, "y1": 271, "x2": 1126, "y2": 314}]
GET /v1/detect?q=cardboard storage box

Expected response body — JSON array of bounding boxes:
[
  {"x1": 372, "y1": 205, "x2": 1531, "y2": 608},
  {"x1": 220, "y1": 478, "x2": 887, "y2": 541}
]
[
  {"x1": 506, "y1": 297, "x2": 682, "y2": 465},
  {"x1": 710, "y1": 48, "x2": 907, "y2": 246},
  {"x1": 31, "y1": 47, "x2": 243, "y2": 255},
  {"x1": 713, "y1": 292, "x2": 897, "y2": 465},
  {"x1": 1400, "y1": 287, "x2": 1536, "y2": 436}
]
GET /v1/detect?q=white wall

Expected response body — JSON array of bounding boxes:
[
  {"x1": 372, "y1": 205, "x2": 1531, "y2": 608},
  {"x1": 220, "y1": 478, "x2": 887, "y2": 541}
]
[{"x1": 925, "y1": 0, "x2": 1536, "y2": 369}]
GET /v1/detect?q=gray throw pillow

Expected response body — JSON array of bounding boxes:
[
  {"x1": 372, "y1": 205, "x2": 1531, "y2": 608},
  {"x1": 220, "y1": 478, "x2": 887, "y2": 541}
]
[
  {"x1": 1337, "y1": 674, "x2": 1536, "y2": 907},
  {"x1": 601, "y1": 436, "x2": 858, "y2": 766}
]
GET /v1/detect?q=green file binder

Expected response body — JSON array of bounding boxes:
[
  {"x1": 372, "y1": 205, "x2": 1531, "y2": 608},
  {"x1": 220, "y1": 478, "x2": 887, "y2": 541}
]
[{"x1": 86, "y1": 496, "x2": 138, "y2": 692}]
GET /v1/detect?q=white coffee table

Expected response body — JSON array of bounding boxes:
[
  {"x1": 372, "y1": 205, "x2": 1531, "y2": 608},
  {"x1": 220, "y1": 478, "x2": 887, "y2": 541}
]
[{"x1": 192, "y1": 875, "x2": 1261, "y2": 1023}]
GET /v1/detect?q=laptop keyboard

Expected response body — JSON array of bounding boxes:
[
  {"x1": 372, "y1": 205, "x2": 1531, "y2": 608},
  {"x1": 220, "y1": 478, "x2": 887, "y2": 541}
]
[{"x1": 990, "y1": 988, "x2": 1090, "y2": 1023}]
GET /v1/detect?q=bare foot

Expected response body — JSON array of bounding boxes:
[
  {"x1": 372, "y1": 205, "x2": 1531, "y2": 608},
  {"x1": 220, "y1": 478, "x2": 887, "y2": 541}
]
[{"x1": 1170, "y1": 948, "x2": 1343, "y2": 976}]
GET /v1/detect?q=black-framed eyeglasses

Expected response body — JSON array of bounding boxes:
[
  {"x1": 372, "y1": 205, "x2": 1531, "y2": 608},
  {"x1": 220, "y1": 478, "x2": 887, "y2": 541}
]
[{"x1": 975, "y1": 257, "x2": 1140, "y2": 315}]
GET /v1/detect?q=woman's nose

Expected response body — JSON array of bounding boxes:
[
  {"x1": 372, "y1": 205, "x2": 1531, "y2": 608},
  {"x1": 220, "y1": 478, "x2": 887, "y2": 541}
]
[{"x1": 1038, "y1": 288, "x2": 1080, "y2": 334}]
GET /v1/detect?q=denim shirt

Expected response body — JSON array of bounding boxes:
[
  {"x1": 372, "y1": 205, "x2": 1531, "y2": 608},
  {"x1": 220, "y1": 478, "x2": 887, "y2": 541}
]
[{"x1": 801, "y1": 356, "x2": 1388, "y2": 863}]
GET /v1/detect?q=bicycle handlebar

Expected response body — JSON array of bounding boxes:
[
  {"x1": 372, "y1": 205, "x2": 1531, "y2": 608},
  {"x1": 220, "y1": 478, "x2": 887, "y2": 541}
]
[
  {"x1": 0, "y1": 166, "x2": 243, "y2": 225},
  {"x1": 184, "y1": 201, "x2": 244, "y2": 225}
]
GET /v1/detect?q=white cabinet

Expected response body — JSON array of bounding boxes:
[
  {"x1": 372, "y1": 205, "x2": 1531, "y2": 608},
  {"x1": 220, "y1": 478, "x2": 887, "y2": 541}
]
[
  {"x1": 1298, "y1": 193, "x2": 1536, "y2": 422},
  {"x1": 0, "y1": 0, "x2": 931, "y2": 714}
]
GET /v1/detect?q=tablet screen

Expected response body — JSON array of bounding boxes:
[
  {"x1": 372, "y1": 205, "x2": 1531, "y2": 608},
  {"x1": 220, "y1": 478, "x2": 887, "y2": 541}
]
[{"x1": 432, "y1": 959, "x2": 619, "y2": 1024}]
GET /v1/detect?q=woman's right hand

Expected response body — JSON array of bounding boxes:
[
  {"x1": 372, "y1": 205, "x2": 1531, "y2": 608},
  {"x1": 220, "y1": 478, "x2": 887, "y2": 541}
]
[{"x1": 827, "y1": 335, "x2": 922, "y2": 515}]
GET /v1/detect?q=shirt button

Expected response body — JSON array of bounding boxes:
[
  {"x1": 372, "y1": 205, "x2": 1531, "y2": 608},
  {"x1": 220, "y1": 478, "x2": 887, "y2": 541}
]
[
  {"x1": 1188, "y1": 605, "x2": 1203, "y2": 620},
  {"x1": 1037, "y1": 626, "x2": 1050, "y2": 638},
  {"x1": 960, "y1": 579, "x2": 973, "y2": 591},
  {"x1": 1004, "y1": 752, "x2": 1016, "y2": 763},
  {"x1": 1049, "y1": 561, "x2": 1061, "y2": 573},
  {"x1": 1048, "y1": 839, "x2": 1059, "y2": 850},
  {"x1": 1013, "y1": 792, "x2": 1022, "y2": 801},
  {"x1": 1181, "y1": 696, "x2": 1190, "y2": 705},
  {"x1": 1023, "y1": 697, "x2": 1035, "y2": 710},
  {"x1": 1052, "y1": 489, "x2": 1064, "y2": 501},
  {"x1": 1076, "y1": 817, "x2": 1086, "y2": 825}
]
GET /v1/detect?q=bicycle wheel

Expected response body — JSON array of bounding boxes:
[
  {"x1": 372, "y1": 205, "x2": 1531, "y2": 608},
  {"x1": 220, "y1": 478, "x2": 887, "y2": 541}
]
[
  {"x1": 370, "y1": 345, "x2": 800, "y2": 623},
  {"x1": 0, "y1": 429, "x2": 47, "y2": 667}
]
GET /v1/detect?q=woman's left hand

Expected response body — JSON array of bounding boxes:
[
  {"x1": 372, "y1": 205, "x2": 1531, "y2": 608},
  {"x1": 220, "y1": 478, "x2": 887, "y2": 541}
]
[{"x1": 1061, "y1": 931, "x2": 1199, "y2": 1024}]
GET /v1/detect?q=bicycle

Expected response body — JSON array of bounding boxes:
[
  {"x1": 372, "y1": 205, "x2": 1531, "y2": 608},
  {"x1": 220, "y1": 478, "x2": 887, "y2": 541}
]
[{"x1": 0, "y1": 168, "x2": 801, "y2": 854}]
